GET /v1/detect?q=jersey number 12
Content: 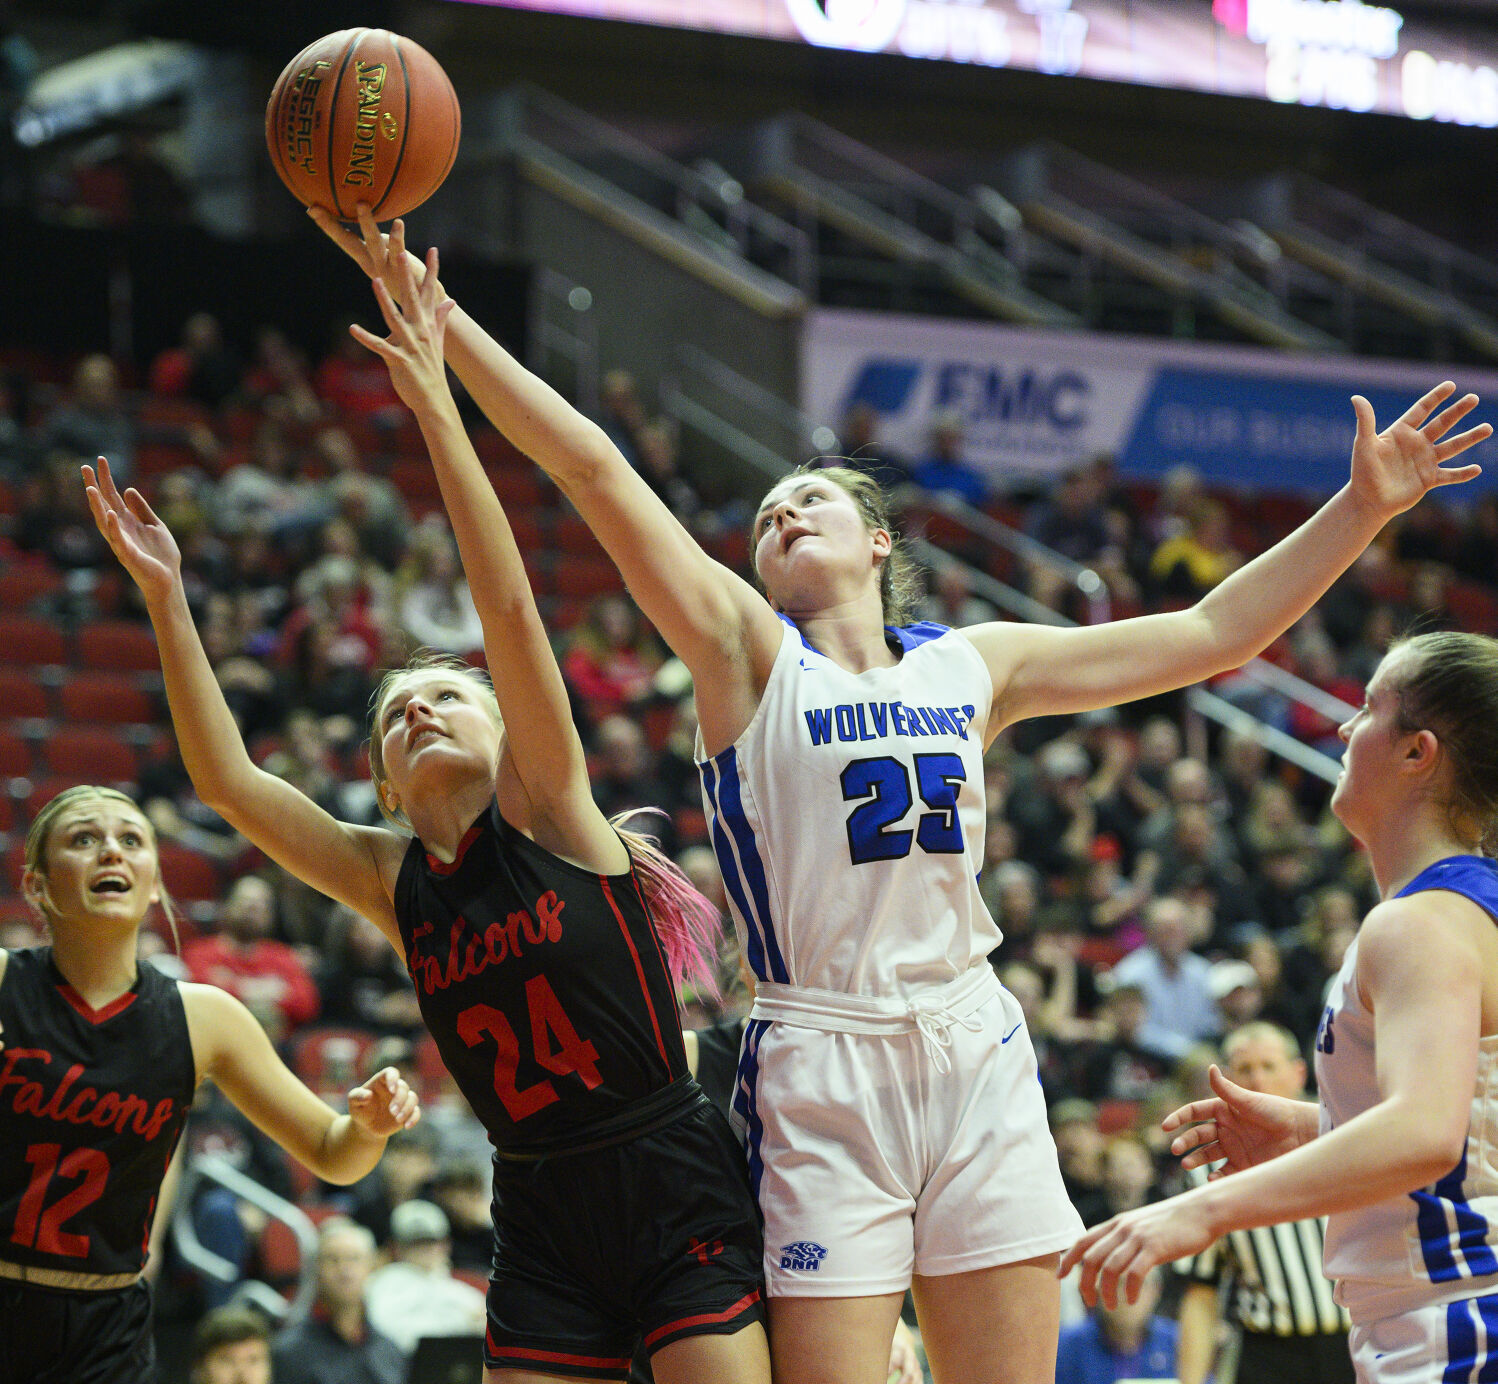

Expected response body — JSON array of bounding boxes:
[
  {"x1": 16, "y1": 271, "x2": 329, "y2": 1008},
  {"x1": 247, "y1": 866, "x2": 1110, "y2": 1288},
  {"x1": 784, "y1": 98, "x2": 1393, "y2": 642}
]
[{"x1": 11, "y1": 1143, "x2": 109, "y2": 1259}]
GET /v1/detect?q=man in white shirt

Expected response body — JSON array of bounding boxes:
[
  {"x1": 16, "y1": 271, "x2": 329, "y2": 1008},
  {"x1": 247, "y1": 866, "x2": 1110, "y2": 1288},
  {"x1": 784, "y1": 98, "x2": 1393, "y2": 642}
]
[{"x1": 364, "y1": 1198, "x2": 487, "y2": 1354}]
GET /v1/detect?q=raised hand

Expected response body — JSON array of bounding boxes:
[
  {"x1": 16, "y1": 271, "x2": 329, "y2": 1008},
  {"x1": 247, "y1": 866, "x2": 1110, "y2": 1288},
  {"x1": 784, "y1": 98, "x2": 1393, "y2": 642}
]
[
  {"x1": 1161, "y1": 1064, "x2": 1315, "y2": 1179},
  {"x1": 1060, "y1": 1195, "x2": 1217, "y2": 1310},
  {"x1": 308, "y1": 204, "x2": 435, "y2": 309},
  {"x1": 82, "y1": 457, "x2": 182, "y2": 601},
  {"x1": 1350, "y1": 381, "x2": 1489, "y2": 517},
  {"x1": 347, "y1": 243, "x2": 456, "y2": 415},
  {"x1": 347, "y1": 1066, "x2": 421, "y2": 1138}
]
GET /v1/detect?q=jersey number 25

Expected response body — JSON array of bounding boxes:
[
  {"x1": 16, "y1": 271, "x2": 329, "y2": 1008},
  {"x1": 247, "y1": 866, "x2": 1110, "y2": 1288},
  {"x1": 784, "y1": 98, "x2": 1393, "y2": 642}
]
[{"x1": 841, "y1": 753, "x2": 967, "y2": 865}]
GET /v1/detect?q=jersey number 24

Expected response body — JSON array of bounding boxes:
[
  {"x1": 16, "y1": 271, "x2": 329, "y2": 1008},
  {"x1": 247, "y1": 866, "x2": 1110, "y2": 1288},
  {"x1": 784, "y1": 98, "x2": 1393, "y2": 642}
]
[{"x1": 457, "y1": 975, "x2": 603, "y2": 1122}]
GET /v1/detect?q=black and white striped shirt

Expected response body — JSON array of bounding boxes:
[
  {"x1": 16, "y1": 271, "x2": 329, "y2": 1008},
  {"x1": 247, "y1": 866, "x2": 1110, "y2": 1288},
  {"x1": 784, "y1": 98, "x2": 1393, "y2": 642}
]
[{"x1": 1173, "y1": 1166, "x2": 1349, "y2": 1336}]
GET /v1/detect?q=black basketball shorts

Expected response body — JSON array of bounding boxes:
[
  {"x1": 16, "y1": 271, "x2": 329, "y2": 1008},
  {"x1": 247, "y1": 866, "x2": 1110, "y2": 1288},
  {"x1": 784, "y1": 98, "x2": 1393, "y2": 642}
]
[
  {"x1": 484, "y1": 1099, "x2": 766, "y2": 1379},
  {"x1": 0, "y1": 1279, "x2": 155, "y2": 1384}
]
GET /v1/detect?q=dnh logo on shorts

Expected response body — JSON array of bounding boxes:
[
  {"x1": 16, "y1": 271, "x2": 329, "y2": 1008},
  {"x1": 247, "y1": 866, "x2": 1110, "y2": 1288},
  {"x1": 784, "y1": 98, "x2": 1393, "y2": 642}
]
[
  {"x1": 785, "y1": 0, "x2": 909, "y2": 51},
  {"x1": 780, "y1": 1240, "x2": 830, "y2": 1271}
]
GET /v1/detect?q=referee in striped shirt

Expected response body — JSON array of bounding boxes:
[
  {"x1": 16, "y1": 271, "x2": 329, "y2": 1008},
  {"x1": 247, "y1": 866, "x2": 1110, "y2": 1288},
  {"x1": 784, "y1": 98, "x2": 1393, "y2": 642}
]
[{"x1": 1172, "y1": 1021, "x2": 1352, "y2": 1384}]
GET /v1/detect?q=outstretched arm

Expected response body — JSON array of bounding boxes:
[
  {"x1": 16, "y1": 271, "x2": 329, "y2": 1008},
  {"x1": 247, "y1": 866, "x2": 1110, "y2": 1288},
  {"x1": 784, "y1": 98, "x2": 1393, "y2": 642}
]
[
  {"x1": 311, "y1": 209, "x2": 783, "y2": 753},
  {"x1": 968, "y1": 383, "x2": 1489, "y2": 733},
  {"x1": 349, "y1": 247, "x2": 621, "y2": 869},
  {"x1": 83, "y1": 460, "x2": 406, "y2": 944},
  {"x1": 183, "y1": 984, "x2": 420, "y2": 1184},
  {"x1": 1061, "y1": 893, "x2": 1483, "y2": 1308}
]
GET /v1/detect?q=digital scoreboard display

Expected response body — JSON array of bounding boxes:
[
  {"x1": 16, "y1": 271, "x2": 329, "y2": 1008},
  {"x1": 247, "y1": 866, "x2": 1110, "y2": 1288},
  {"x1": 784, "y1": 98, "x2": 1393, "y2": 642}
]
[{"x1": 450, "y1": 0, "x2": 1498, "y2": 126}]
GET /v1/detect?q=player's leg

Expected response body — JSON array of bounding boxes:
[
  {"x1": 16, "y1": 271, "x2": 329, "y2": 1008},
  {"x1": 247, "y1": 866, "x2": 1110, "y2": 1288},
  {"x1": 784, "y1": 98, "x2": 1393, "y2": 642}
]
[
  {"x1": 649, "y1": 1320, "x2": 770, "y2": 1384},
  {"x1": 766, "y1": 1292, "x2": 907, "y2": 1384},
  {"x1": 912, "y1": 1256, "x2": 1061, "y2": 1384},
  {"x1": 905, "y1": 985, "x2": 1079, "y2": 1384}
]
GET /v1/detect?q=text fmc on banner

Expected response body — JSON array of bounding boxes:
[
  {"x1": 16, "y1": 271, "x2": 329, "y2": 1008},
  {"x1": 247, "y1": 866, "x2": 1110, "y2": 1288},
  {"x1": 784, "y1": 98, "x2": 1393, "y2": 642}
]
[{"x1": 799, "y1": 307, "x2": 1498, "y2": 496}]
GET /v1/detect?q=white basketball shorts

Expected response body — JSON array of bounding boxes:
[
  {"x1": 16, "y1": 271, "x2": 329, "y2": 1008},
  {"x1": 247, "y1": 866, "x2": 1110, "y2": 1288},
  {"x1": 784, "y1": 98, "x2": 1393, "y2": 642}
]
[
  {"x1": 731, "y1": 966, "x2": 1083, "y2": 1297},
  {"x1": 1348, "y1": 1293, "x2": 1498, "y2": 1383}
]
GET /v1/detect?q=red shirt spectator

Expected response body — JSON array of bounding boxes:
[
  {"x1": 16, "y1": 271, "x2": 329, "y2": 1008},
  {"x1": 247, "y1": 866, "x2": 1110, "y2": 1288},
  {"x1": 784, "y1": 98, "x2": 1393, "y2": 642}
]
[{"x1": 183, "y1": 875, "x2": 320, "y2": 1041}]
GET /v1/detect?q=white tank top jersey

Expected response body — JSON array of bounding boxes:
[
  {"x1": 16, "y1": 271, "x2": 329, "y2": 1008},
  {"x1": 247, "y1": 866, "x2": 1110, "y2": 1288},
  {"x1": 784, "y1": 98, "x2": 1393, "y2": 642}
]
[
  {"x1": 697, "y1": 617, "x2": 1000, "y2": 998},
  {"x1": 1316, "y1": 855, "x2": 1498, "y2": 1326}
]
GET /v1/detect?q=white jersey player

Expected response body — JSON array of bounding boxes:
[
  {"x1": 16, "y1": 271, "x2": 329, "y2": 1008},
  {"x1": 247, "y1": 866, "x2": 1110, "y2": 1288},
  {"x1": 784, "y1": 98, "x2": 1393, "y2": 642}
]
[
  {"x1": 313, "y1": 202, "x2": 1490, "y2": 1384},
  {"x1": 1066, "y1": 630, "x2": 1498, "y2": 1384}
]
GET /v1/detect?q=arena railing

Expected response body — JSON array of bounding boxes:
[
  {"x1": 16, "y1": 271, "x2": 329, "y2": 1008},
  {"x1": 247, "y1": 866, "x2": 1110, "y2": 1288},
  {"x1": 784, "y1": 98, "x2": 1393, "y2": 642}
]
[{"x1": 171, "y1": 1153, "x2": 320, "y2": 1324}]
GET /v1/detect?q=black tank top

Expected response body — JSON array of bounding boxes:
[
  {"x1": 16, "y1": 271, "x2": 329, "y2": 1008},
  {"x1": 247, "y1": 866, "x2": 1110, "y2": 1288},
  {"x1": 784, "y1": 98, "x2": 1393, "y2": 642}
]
[
  {"x1": 0, "y1": 948, "x2": 195, "y2": 1277},
  {"x1": 394, "y1": 802, "x2": 691, "y2": 1154}
]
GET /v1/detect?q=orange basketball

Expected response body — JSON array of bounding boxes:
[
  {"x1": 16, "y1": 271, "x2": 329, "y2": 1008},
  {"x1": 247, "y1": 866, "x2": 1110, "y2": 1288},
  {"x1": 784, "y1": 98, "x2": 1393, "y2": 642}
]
[{"x1": 265, "y1": 28, "x2": 460, "y2": 221}]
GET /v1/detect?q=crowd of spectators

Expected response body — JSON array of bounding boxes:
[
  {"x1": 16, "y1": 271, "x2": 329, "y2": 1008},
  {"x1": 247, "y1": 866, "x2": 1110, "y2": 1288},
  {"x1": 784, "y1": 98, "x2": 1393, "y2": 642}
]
[{"x1": 1, "y1": 320, "x2": 1496, "y2": 1376}]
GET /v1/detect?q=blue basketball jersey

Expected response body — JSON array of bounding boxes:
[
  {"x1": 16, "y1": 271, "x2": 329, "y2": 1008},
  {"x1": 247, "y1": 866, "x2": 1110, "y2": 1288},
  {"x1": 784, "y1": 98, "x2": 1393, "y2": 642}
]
[{"x1": 1317, "y1": 855, "x2": 1498, "y2": 1325}]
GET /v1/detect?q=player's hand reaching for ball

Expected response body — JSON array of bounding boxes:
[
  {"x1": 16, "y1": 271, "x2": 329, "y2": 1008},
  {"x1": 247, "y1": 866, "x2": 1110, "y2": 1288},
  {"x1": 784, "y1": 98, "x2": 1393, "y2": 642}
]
[
  {"x1": 83, "y1": 457, "x2": 183, "y2": 602},
  {"x1": 348, "y1": 241, "x2": 456, "y2": 416},
  {"x1": 347, "y1": 1066, "x2": 421, "y2": 1138},
  {"x1": 309, "y1": 204, "x2": 440, "y2": 311}
]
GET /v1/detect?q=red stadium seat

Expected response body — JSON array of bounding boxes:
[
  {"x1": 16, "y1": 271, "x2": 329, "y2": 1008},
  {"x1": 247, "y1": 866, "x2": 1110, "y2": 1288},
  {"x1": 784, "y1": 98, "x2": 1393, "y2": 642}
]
[
  {"x1": 503, "y1": 510, "x2": 544, "y2": 555},
  {"x1": 0, "y1": 727, "x2": 33, "y2": 777},
  {"x1": 56, "y1": 672, "x2": 158, "y2": 726},
  {"x1": 549, "y1": 558, "x2": 623, "y2": 600},
  {"x1": 0, "y1": 563, "x2": 64, "y2": 610},
  {"x1": 257, "y1": 1218, "x2": 306, "y2": 1286},
  {"x1": 155, "y1": 842, "x2": 224, "y2": 904},
  {"x1": 0, "y1": 614, "x2": 68, "y2": 667},
  {"x1": 471, "y1": 427, "x2": 523, "y2": 466},
  {"x1": 551, "y1": 513, "x2": 606, "y2": 558},
  {"x1": 290, "y1": 1025, "x2": 380, "y2": 1099},
  {"x1": 413, "y1": 1031, "x2": 450, "y2": 1102},
  {"x1": 486, "y1": 465, "x2": 546, "y2": 510},
  {"x1": 41, "y1": 727, "x2": 139, "y2": 783},
  {"x1": 388, "y1": 457, "x2": 443, "y2": 506},
  {"x1": 26, "y1": 774, "x2": 98, "y2": 820},
  {"x1": 0, "y1": 669, "x2": 51, "y2": 719},
  {"x1": 75, "y1": 620, "x2": 163, "y2": 674}
]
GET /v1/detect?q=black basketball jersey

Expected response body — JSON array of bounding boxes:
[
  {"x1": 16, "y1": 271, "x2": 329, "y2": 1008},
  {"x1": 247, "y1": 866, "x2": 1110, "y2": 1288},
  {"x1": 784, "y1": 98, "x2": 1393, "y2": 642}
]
[
  {"x1": 394, "y1": 802, "x2": 690, "y2": 1154},
  {"x1": 0, "y1": 948, "x2": 195, "y2": 1278}
]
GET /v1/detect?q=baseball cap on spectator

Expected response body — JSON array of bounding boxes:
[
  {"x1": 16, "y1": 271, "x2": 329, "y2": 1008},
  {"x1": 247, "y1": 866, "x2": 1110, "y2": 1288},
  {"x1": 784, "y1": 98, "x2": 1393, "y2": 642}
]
[
  {"x1": 1039, "y1": 740, "x2": 1090, "y2": 780},
  {"x1": 1048, "y1": 1098, "x2": 1099, "y2": 1130},
  {"x1": 389, "y1": 1199, "x2": 450, "y2": 1245},
  {"x1": 1208, "y1": 959, "x2": 1260, "y2": 1002}
]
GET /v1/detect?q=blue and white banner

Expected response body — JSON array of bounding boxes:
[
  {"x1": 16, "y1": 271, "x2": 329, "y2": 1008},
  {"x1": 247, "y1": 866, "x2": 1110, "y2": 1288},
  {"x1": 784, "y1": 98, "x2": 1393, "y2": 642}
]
[{"x1": 800, "y1": 307, "x2": 1498, "y2": 496}]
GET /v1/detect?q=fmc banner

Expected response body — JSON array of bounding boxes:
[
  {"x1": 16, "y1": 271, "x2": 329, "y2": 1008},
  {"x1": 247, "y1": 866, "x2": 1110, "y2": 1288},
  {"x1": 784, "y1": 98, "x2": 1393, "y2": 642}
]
[{"x1": 801, "y1": 307, "x2": 1498, "y2": 497}]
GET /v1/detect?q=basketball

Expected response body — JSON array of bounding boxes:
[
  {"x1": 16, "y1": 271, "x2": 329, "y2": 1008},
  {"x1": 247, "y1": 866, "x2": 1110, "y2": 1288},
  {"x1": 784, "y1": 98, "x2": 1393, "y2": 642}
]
[{"x1": 265, "y1": 28, "x2": 460, "y2": 221}]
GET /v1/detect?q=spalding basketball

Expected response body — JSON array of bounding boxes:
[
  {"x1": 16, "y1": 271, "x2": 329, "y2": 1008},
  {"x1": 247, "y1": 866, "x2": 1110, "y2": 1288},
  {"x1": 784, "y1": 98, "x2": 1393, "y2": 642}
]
[{"x1": 265, "y1": 29, "x2": 460, "y2": 221}]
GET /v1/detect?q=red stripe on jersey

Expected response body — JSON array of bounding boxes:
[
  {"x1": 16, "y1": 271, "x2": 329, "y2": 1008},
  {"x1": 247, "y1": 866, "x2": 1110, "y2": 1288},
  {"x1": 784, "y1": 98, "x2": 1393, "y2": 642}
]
[
  {"x1": 486, "y1": 1333, "x2": 631, "y2": 1369},
  {"x1": 55, "y1": 983, "x2": 138, "y2": 1026},
  {"x1": 642, "y1": 1288, "x2": 764, "y2": 1347},
  {"x1": 425, "y1": 822, "x2": 484, "y2": 876},
  {"x1": 628, "y1": 867, "x2": 676, "y2": 1000},
  {"x1": 627, "y1": 868, "x2": 687, "y2": 1053},
  {"x1": 599, "y1": 875, "x2": 669, "y2": 1067}
]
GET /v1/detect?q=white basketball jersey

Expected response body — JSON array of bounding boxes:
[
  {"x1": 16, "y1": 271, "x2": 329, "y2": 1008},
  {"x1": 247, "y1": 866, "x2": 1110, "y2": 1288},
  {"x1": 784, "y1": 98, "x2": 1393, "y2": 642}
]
[
  {"x1": 697, "y1": 617, "x2": 999, "y2": 997},
  {"x1": 1316, "y1": 856, "x2": 1498, "y2": 1325}
]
